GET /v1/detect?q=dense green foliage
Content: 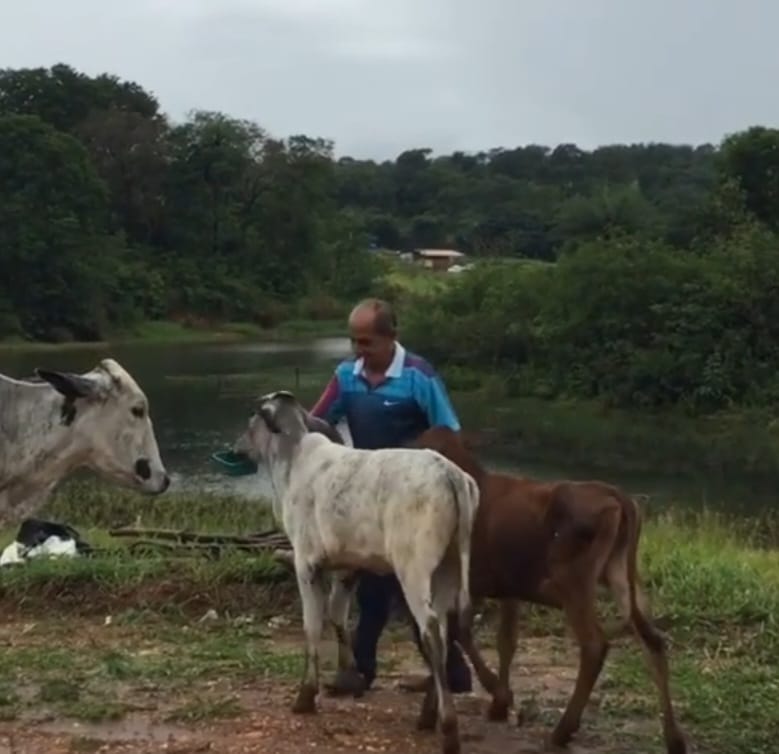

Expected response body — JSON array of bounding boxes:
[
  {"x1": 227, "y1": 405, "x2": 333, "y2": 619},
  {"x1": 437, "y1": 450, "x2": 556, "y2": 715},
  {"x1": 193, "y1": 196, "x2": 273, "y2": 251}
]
[
  {"x1": 403, "y1": 221, "x2": 779, "y2": 412},
  {"x1": 0, "y1": 64, "x2": 378, "y2": 340},
  {"x1": 2, "y1": 63, "x2": 779, "y2": 416}
]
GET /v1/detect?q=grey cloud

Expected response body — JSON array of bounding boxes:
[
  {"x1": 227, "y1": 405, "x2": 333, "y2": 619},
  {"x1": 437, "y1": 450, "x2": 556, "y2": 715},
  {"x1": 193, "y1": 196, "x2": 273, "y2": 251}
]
[{"x1": 1, "y1": 0, "x2": 778, "y2": 159}]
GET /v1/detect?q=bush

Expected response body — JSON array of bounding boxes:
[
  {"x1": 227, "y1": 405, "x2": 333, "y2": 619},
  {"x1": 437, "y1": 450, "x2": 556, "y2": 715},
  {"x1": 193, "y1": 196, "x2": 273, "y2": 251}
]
[{"x1": 402, "y1": 228, "x2": 779, "y2": 414}]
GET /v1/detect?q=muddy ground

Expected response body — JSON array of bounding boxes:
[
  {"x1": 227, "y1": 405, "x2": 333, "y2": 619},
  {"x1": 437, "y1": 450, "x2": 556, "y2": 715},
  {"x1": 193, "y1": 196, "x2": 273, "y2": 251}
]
[{"x1": 0, "y1": 613, "x2": 677, "y2": 754}]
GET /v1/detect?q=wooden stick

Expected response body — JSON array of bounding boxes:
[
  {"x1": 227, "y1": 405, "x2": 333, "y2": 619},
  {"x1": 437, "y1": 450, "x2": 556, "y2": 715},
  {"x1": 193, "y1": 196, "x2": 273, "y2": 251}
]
[{"x1": 107, "y1": 526, "x2": 291, "y2": 548}]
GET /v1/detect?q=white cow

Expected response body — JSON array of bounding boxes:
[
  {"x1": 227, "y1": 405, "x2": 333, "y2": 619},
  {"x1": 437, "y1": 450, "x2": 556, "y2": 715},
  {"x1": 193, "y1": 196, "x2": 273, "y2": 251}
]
[
  {"x1": 0, "y1": 358, "x2": 169, "y2": 527},
  {"x1": 234, "y1": 390, "x2": 479, "y2": 754}
]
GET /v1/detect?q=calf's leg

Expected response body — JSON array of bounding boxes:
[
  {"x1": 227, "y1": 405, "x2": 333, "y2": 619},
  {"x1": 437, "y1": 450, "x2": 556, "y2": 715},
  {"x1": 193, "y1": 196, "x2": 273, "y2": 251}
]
[
  {"x1": 291, "y1": 563, "x2": 326, "y2": 714},
  {"x1": 324, "y1": 571, "x2": 365, "y2": 698},
  {"x1": 550, "y1": 586, "x2": 609, "y2": 747},
  {"x1": 606, "y1": 558, "x2": 687, "y2": 754},
  {"x1": 629, "y1": 602, "x2": 687, "y2": 754},
  {"x1": 455, "y1": 607, "x2": 500, "y2": 699},
  {"x1": 401, "y1": 574, "x2": 461, "y2": 754},
  {"x1": 456, "y1": 599, "x2": 520, "y2": 721},
  {"x1": 408, "y1": 610, "x2": 473, "y2": 694},
  {"x1": 488, "y1": 600, "x2": 520, "y2": 721}
]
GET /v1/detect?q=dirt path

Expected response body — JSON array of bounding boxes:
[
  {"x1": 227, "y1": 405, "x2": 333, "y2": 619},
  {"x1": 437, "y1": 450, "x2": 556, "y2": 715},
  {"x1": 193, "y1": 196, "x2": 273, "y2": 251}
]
[
  {"x1": 0, "y1": 641, "x2": 652, "y2": 754},
  {"x1": 0, "y1": 681, "x2": 620, "y2": 754},
  {"x1": 0, "y1": 617, "x2": 662, "y2": 754}
]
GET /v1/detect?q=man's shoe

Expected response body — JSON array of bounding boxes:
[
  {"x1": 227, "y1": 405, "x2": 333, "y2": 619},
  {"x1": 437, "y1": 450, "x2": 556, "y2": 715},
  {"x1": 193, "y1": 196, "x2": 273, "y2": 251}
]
[
  {"x1": 449, "y1": 675, "x2": 472, "y2": 694},
  {"x1": 323, "y1": 668, "x2": 368, "y2": 698},
  {"x1": 398, "y1": 674, "x2": 431, "y2": 692},
  {"x1": 398, "y1": 673, "x2": 472, "y2": 694}
]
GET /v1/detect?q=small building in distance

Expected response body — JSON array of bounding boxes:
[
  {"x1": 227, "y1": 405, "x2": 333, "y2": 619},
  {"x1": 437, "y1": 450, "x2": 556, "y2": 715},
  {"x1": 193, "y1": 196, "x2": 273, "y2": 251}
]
[{"x1": 414, "y1": 248, "x2": 466, "y2": 271}]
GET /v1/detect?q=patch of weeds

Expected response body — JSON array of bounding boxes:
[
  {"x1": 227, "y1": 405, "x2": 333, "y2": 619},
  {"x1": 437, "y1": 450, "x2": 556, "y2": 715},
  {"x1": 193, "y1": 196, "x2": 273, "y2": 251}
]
[
  {"x1": 166, "y1": 694, "x2": 244, "y2": 723},
  {"x1": 63, "y1": 698, "x2": 127, "y2": 723},
  {"x1": 606, "y1": 645, "x2": 779, "y2": 754},
  {"x1": 38, "y1": 678, "x2": 81, "y2": 704},
  {"x1": 0, "y1": 685, "x2": 18, "y2": 707},
  {"x1": 101, "y1": 650, "x2": 144, "y2": 680},
  {"x1": 252, "y1": 646, "x2": 303, "y2": 678},
  {"x1": 0, "y1": 647, "x2": 78, "y2": 677}
]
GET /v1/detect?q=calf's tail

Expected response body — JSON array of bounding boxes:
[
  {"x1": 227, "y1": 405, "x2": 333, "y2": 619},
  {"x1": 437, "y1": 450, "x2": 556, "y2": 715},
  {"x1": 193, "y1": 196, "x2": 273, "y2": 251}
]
[{"x1": 447, "y1": 468, "x2": 479, "y2": 630}]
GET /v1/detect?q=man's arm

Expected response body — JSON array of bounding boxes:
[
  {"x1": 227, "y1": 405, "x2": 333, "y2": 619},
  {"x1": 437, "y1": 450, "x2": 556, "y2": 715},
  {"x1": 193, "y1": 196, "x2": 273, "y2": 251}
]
[
  {"x1": 412, "y1": 365, "x2": 461, "y2": 432},
  {"x1": 310, "y1": 371, "x2": 346, "y2": 425}
]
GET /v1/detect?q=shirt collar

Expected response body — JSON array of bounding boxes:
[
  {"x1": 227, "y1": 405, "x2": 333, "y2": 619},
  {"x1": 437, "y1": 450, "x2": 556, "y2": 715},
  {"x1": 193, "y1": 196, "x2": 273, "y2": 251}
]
[{"x1": 353, "y1": 341, "x2": 406, "y2": 379}]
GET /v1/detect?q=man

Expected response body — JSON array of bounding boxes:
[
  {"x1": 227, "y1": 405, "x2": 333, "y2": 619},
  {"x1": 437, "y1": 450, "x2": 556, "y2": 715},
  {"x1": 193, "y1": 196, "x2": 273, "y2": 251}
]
[{"x1": 309, "y1": 297, "x2": 473, "y2": 695}]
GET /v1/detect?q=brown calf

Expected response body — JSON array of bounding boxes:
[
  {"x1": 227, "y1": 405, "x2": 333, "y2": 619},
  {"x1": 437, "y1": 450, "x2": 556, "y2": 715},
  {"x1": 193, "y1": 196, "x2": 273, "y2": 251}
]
[{"x1": 410, "y1": 427, "x2": 687, "y2": 754}]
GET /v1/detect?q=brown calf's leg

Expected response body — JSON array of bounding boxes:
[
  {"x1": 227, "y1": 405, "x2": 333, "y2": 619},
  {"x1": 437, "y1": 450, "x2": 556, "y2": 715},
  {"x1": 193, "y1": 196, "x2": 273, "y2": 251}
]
[
  {"x1": 549, "y1": 588, "x2": 609, "y2": 748},
  {"x1": 455, "y1": 608, "x2": 500, "y2": 699},
  {"x1": 488, "y1": 600, "x2": 520, "y2": 721},
  {"x1": 607, "y1": 553, "x2": 687, "y2": 754},
  {"x1": 629, "y1": 596, "x2": 688, "y2": 754}
]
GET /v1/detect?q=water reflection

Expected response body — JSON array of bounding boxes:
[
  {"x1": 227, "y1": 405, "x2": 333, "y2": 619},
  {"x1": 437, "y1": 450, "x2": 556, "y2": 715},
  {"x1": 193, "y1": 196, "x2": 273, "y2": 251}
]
[{"x1": 1, "y1": 338, "x2": 773, "y2": 515}]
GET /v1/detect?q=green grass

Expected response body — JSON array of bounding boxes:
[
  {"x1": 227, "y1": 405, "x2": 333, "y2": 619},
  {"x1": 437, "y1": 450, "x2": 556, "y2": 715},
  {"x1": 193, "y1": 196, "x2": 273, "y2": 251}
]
[
  {"x1": 36, "y1": 477, "x2": 278, "y2": 534},
  {"x1": 0, "y1": 613, "x2": 303, "y2": 725},
  {"x1": 121, "y1": 320, "x2": 273, "y2": 343},
  {"x1": 597, "y1": 512, "x2": 778, "y2": 754},
  {"x1": 0, "y1": 316, "x2": 344, "y2": 350},
  {"x1": 122, "y1": 318, "x2": 344, "y2": 343}
]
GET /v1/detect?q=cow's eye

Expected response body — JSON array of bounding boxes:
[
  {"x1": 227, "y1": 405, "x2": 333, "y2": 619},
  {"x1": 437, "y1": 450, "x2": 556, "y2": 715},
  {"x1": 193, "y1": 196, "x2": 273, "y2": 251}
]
[{"x1": 131, "y1": 406, "x2": 145, "y2": 419}]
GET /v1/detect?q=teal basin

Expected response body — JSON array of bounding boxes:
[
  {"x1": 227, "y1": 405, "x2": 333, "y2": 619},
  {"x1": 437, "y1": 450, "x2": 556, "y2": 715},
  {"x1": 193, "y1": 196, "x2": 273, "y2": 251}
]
[{"x1": 210, "y1": 450, "x2": 258, "y2": 476}]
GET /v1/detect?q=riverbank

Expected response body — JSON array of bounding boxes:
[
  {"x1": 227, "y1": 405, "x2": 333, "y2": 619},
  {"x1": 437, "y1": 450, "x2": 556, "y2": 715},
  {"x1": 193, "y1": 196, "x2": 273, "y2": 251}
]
[
  {"x1": 447, "y1": 386, "x2": 779, "y2": 485},
  {"x1": 0, "y1": 317, "x2": 345, "y2": 351},
  {"x1": 0, "y1": 484, "x2": 776, "y2": 754}
]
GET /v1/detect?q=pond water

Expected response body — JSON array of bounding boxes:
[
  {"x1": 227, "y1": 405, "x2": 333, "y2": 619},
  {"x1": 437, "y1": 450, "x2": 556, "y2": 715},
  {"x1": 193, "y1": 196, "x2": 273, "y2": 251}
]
[{"x1": 1, "y1": 338, "x2": 773, "y2": 516}]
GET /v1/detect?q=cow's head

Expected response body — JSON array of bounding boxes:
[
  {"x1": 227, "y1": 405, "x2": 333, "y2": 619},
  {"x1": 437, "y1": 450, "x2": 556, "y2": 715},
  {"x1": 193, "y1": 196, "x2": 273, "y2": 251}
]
[
  {"x1": 35, "y1": 358, "x2": 170, "y2": 494},
  {"x1": 233, "y1": 390, "x2": 343, "y2": 464}
]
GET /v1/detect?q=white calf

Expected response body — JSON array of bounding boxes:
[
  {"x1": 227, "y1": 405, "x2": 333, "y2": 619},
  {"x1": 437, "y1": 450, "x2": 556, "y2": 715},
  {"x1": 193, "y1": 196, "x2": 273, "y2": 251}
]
[
  {"x1": 0, "y1": 358, "x2": 169, "y2": 527},
  {"x1": 234, "y1": 390, "x2": 479, "y2": 754}
]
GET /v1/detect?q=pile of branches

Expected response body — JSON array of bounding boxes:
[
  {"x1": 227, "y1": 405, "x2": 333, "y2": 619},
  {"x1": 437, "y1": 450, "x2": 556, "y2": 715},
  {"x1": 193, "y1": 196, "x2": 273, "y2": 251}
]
[{"x1": 108, "y1": 526, "x2": 293, "y2": 559}]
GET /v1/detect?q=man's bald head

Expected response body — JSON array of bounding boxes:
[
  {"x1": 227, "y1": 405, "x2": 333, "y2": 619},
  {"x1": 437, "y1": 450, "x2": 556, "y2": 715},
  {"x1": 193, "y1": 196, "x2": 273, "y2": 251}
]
[
  {"x1": 348, "y1": 298, "x2": 398, "y2": 375},
  {"x1": 348, "y1": 298, "x2": 397, "y2": 338}
]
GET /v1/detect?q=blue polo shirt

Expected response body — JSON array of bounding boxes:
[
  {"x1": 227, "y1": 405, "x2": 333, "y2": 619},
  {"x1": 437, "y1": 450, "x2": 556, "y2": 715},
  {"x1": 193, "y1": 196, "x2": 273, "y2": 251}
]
[{"x1": 310, "y1": 342, "x2": 461, "y2": 450}]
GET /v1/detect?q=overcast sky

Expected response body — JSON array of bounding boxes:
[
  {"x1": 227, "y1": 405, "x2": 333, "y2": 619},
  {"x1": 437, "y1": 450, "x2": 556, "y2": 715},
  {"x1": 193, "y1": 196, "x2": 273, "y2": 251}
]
[{"x1": 2, "y1": 0, "x2": 777, "y2": 160}]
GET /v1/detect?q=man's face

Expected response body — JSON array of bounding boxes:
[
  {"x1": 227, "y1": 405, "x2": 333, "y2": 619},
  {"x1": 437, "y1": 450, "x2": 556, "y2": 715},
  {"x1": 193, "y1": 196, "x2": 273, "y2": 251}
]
[{"x1": 348, "y1": 309, "x2": 395, "y2": 372}]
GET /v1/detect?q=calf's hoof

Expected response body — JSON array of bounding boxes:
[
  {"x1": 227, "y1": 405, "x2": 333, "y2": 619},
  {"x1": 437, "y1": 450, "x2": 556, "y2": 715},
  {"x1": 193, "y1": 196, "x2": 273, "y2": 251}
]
[
  {"x1": 291, "y1": 684, "x2": 318, "y2": 714},
  {"x1": 546, "y1": 723, "x2": 575, "y2": 750},
  {"x1": 486, "y1": 691, "x2": 512, "y2": 722},
  {"x1": 666, "y1": 732, "x2": 688, "y2": 754},
  {"x1": 416, "y1": 703, "x2": 438, "y2": 731},
  {"x1": 324, "y1": 668, "x2": 366, "y2": 698},
  {"x1": 441, "y1": 717, "x2": 460, "y2": 754},
  {"x1": 416, "y1": 687, "x2": 438, "y2": 732}
]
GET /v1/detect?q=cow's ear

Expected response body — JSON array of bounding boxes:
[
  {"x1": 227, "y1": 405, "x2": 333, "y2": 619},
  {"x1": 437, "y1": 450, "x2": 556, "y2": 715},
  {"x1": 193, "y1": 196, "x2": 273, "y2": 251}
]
[
  {"x1": 35, "y1": 369, "x2": 97, "y2": 400},
  {"x1": 259, "y1": 404, "x2": 282, "y2": 433}
]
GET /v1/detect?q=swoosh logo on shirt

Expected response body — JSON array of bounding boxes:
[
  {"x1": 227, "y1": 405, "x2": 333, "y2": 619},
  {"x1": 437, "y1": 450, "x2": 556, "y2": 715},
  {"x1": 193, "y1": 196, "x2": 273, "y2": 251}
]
[{"x1": 383, "y1": 400, "x2": 399, "y2": 406}]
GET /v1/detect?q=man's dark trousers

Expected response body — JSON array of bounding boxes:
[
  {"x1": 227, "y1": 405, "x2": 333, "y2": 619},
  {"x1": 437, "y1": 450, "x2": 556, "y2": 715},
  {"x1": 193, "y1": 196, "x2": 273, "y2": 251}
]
[{"x1": 351, "y1": 571, "x2": 472, "y2": 692}]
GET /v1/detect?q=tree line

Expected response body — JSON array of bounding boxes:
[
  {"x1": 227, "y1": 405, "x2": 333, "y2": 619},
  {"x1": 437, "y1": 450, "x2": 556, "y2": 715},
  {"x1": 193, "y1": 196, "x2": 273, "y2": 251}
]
[{"x1": 2, "y1": 63, "x2": 779, "y2": 414}]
